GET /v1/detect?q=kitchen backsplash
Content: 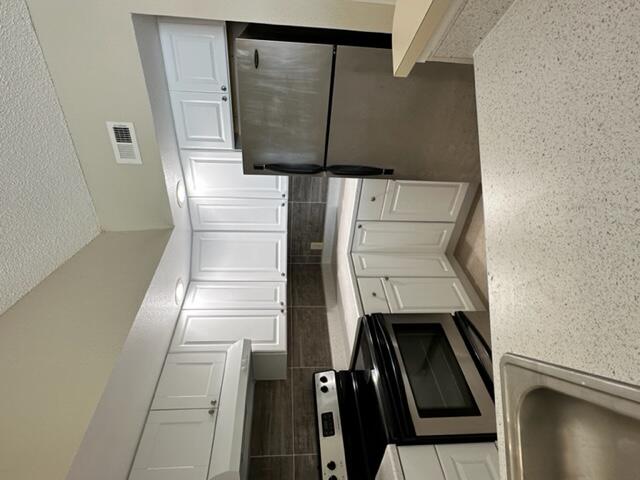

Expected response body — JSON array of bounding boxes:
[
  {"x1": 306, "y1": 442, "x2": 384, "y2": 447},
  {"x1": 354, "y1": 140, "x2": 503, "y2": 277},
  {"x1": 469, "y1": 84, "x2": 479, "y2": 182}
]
[{"x1": 288, "y1": 176, "x2": 328, "y2": 264}]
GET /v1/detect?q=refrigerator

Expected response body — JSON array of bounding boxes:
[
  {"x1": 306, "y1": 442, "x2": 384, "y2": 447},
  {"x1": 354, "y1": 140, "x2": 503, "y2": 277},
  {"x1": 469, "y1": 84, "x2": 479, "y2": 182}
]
[{"x1": 234, "y1": 26, "x2": 480, "y2": 182}]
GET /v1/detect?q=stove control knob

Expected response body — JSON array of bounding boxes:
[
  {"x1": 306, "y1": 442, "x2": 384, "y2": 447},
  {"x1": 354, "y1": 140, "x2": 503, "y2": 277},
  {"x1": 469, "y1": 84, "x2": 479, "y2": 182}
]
[
  {"x1": 327, "y1": 461, "x2": 336, "y2": 470},
  {"x1": 320, "y1": 385, "x2": 328, "y2": 393},
  {"x1": 328, "y1": 476, "x2": 338, "y2": 480}
]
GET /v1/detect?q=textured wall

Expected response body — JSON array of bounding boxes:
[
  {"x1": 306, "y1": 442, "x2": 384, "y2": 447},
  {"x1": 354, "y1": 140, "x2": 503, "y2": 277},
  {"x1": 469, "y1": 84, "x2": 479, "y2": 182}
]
[
  {"x1": 474, "y1": 1, "x2": 640, "y2": 477},
  {"x1": 0, "y1": 0, "x2": 99, "y2": 314}
]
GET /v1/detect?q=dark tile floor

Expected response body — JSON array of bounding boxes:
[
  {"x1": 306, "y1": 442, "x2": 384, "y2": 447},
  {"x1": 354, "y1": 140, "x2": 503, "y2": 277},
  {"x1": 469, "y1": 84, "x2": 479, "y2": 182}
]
[{"x1": 248, "y1": 264, "x2": 331, "y2": 479}]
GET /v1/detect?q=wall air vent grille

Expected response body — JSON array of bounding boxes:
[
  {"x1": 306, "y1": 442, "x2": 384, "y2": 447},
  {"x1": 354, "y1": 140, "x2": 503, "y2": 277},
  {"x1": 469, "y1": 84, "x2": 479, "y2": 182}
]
[{"x1": 106, "y1": 121, "x2": 142, "y2": 164}]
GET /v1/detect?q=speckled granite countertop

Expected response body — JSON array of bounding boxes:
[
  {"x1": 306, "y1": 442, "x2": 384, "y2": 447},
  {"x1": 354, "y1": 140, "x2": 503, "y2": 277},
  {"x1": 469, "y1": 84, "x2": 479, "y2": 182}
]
[{"x1": 474, "y1": 0, "x2": 640, "y2": 477}]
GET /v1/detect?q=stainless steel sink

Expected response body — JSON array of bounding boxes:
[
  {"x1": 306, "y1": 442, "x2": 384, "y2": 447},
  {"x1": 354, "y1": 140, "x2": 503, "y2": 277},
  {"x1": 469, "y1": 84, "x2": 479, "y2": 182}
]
[{"x1": 501, "y1": 354, "x2": 640, "y2": 479}]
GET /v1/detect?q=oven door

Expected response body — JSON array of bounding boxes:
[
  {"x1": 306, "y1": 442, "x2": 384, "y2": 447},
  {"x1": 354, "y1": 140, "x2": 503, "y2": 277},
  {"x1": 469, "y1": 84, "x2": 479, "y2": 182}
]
[{"x1": 382, "y1": 314, "x2": 496, "y2": 436}]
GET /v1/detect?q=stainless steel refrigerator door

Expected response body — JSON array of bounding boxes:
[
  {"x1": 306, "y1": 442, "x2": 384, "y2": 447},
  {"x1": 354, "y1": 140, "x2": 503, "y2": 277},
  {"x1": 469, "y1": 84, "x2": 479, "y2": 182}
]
[
  {"x1": 327, "y1": 46, "x2": 481, "y2": 182},
  {"x1": 235, "y1": 38, "x2": 333, "y2": 175}
]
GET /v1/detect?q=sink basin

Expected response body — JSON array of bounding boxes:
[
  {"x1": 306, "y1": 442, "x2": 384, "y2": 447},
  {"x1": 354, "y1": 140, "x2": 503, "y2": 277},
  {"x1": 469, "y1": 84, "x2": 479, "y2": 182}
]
[{"x1": 501, "y1": 354, "x2": 640, "y2": 480}]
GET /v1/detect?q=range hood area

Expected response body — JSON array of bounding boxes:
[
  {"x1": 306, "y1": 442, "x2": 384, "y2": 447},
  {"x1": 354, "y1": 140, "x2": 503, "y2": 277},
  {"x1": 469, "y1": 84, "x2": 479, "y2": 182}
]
[{"x1": 234, "y1": 25, "x2": 481, "y2": 182}]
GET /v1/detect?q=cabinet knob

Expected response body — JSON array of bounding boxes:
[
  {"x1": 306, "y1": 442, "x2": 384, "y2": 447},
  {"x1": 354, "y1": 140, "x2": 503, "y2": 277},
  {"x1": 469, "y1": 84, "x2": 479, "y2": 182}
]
[
  {"x1": 357, "y1": 224, "x2": 362, "y2": 229},
  {"x1": 208, "y1": 408, "x2": 216, "y2": 415},
  {"x1": 221, "y1": 96, "x2": 228, "y2": 102},
  {"x1": 221, "y1": 85, "x2": 227, "y2": 91},
  {"x1": 211, "y1": 400, "x2": 217, "y2": 406},
  {"x1": 371, "y1": 196, "x2": 376, "y2": 202},
  {"x1": 372, "y1": 292, "x2": 377, "y2": 297}
]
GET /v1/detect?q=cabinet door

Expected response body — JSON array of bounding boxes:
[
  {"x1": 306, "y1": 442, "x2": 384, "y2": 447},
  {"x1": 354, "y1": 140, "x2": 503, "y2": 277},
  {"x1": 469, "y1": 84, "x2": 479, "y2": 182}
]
[
  {"x1": 151, "y1": 352, "x2": 226, "y2": 410},
  {"x1": 383, "y1": 277, "x2": 475, "y2": 313},
  {"x1": 171, "y1": 91, "x2": 233, "y2": 149},
  {"x1": 129, "y1": 409, "x2": 216, "y2": 480},
  {"x1": 189, "y1": 197, "x2": 287, "y2": 231},
  {"x1": 183, "y1": 281, "x2": 286, "y2": 310},
  {"x1": 159, "y1": 21, "x2": 230, "y2": 93},
  {"x1": 396, "y1": 445, "x2": 446, "y2": 480},
  {"x1": 352, "y1": 221, "x2": 453, "y2": 253},
  {"x1": 352, "y1": 252, "x2": 456, "y2": 277},
  {"x1": 357, "y1": 278, "x2": 390, "y2": 314},
  {"x1": 358, "y1": 179, "x2": 387, "y2": 220},
  {"x1": 170, "y1": 310, "x2": 286, "y2": 353},
  {"x1": 181, "y1": 150, "x2": 288, "y2": 198},
  {"x1": 435, "y1": 443, "x2": 499, "y2": 480},
  {"x1": 192, "y1": 231, "x2": 286, "y2": 281},
  {"x1": 381, "y1": 181, "x2": 469, "y2": 222}
]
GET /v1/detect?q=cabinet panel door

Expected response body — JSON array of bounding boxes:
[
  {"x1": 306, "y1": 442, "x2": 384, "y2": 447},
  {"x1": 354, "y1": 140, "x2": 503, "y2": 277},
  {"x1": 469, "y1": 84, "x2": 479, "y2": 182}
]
[
  {"x1": 358, "y1": 179, "x2": 387, "y2": 220},
  {"x1": 171, "y1": 91, "x2": 233, "y2": 149},
  {"x1": 357, "y1": 278, "x2": 390, "y2": 314},
  {"x1": 192, "y1": 231, "x2": 286, "y2": 281},
  {"x1": 383, "y1": 277, "x2": 474, "y2": 313},
  {"x1": 396, "y1": 445, "x2": 446, "y2": 480},
  {"x1": 129, "y1": 409, "x2": 216, "y2": 480},
  {"x1": 352, "y1": 221, "x2": 453, "y2": 253},
  {"x1": 184, "y1": 281, "x2": 286, "y2": 310},
  {"x1": 435, "y1": 443, "x2": 499, "y2": 480},
  {"x1": 159, "y1": 21, "x2": 229, "y2": 93},
  {"x1": 381, "y1": 181, "x2": 469, "y2": 222},
  {"x1": 170, "y1": 310, "x2": 286, "y2": 353},
  {"x1": 181, "y1": 150, "x2": 287, "y2": 198},
  {"x1": 189, "y1": 197, "x2": 287, "y2": 231},
  {"x1": 151, "y1": 352, "x2": 226, "y2": 410},
  {"x1": 352, "y1": 252, "x2": 456, "y2": 277}
]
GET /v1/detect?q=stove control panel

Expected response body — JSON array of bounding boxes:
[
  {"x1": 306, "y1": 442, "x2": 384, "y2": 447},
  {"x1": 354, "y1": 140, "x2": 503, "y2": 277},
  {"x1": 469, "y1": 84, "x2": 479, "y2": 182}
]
[{"x1": 314, "y1": 370, "x2": 348, "y2": 480}]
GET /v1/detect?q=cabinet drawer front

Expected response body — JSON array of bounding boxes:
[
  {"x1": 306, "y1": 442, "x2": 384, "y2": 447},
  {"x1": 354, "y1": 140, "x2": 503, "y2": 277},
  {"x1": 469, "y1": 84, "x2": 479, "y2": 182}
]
[
  {"x1": 352, "y1": 253, "x2": 456, "y2": 277},
  {"x1": 381, "y1": 181, "x2": 469, "y2": 222},
  {"x1": 435, "y1": 443, "x2": 499, "y2": 480},
  {"x1": 357, "y1": 278, "x2": 390, "y2": 314},
  {"x1": 352, "y1": 221, "x2": 453, "y2": 253},
  {"x1": 151, "y1": 352, "x2": 226, "y2": 410},
  {"x1": 189, "y1": 197, "x2": 287, "y2": 231},
  {"x1": 382, "y1": 277, "x2": 474, "y2": 313},
  {"x1": 170, "y1": 310, "x2": 286, "y2": 353},
  {"x1": 192, "y1": 231, "x2": 286, "y2": 281},
  {"x1": 181, "y1": 150, "x2": 287, "y2": 198},
  {"x1": 129, "y1": 409, "x2": 216, "y2": 480},
  {"x1": 159, "y1": 21, "x2": 230, "y2": 93},
  {"x1": 171, "y1": 91, "x2": 233, "y2": 149},
  {"x1": 184, "y1": 281, "x2": 286, "y2": 310},
  {"x1": 357, "y1": 179, "x2": 387, "y2": 220}
]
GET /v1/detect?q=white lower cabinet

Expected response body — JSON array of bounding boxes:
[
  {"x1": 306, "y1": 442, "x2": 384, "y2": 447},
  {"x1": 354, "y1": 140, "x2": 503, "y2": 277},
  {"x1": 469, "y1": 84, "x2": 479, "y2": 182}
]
[
  {"x1": 183, "y1": 281, "x2": 286, "y2": 310},
  {"x1": 129, "y1": 409, "x2": 217, "y2": 480},
  {"x1": 151, "y1": 352, "x2": 226, "y2": 410},
  {"x1": 435, "y1": 443, "x2": 499, "y2": 480},
  {"x1": 192, "y1": 231, "x2": 286, "y2": 281},
  {"x1": 352, "y1": 252, "x2": 456, "y2": 277},
  {"x1": 383, "y1": 277, "x2": 475, "y2": 313},
  {"x1": 189, "y1": 197, "x2": 287, "y2": 231},
  {"x1": 352, "y1": 221, "x2": 454, "y2": 253},
  {"x1": 357, "y1": 278, "x2": 390, "y2": 314}
]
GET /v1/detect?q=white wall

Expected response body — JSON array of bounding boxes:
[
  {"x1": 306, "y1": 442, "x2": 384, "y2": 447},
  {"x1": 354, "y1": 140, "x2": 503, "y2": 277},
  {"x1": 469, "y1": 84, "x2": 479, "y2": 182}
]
[
  {"x1": 0, "y1": 0, "x2": 99, "y2": 314},
  {"x1": 23, "y1": 0, "x2": 393, "y2": 231}
]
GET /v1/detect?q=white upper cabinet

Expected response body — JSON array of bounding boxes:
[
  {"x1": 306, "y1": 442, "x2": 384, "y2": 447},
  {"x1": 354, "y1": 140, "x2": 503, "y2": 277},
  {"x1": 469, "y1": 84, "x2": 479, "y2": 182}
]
[
  {"x1": 128, "y1": 409, "x2": 216, "y2": 480},
  {"x1": 160, "y1": 21, "x2": 230, "y2": 94},
  {"x1": 382, "y1": 277, "x2": 475, "y2": 313},
  {"x1": 380, "y1": 181, "x2": 469, "y2": 222},
  {"x1": 435, "y1": 443, "x2": 499, "y2": 480},
  {"x1": 170, "y1": 310, "x2": 286, "y2": 353},
  {"x1": 181, "y1": 150, "x2": 287, "y2": 198},
  {"x1": 171, "y1": 91, "x2": 233, "y2": 150},
  {"x1": 151, "y1": 352, "x2": 226, "y2": 410},
  {"x1": 352, "y1": 221, "x2": 453, "y2": 253},
  {"x1": 183, "y1": 281, "x2": 286, "y2": 310},
  {"x1": 352, "y1": 252, "x2": 456, "y2": 277},
  {"x1": 192, "y1": 231, "x2": 286, "y2": 281},
  {"x1": 189, "y1": 197, "x2": 287, "y2": 231}
]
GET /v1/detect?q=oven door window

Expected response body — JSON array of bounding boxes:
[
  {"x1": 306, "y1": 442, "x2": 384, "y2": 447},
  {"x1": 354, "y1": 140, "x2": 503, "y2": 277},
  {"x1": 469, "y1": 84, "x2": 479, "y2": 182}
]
[{"x1": 393, "y1": 323, "x2": 480, "y2": 417}]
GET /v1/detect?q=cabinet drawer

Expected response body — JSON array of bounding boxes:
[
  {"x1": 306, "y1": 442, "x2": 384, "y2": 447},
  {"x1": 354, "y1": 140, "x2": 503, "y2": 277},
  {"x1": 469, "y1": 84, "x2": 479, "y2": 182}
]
[
  {"x1": 181, "y1": 150, "x2": 287, "y2": 198},
  {"x1": 170, "y1": 310, "x2": 286, "y2": 353},
  {"x1": 357, "y1": 278, "x2": 390, "y2": 314},
  {"x1": 357, "y1": 179, "x2": 387, "y2": 220},
  {"x1": 129, "y1": 409, "x2": 216, "y2": 480},
  {"x1": 189, "y1": 197, "x2": 287, "y2": 231},
  {"x1": 151, "y1": 352, "x2": 226, "y2": 410},
  {"x1": 382, "y1": 277, "x2": 474, "y2": 313},
  {"x1": 159, "y1": 21, "x2": 230, "y2": 93},
  {"x1": 352, "y1": 221, "x2": 453, "y2": 253},
  {"x1": 352, "y1": 252, "x2": 456, "y2": 277},
  {"x1": 381, "y1": 181, "x2": 469, "y2": 222},
  {"x1": 183, "y1": 281, "x2": 286, "y2": 310},
  {"x1": 192, "y1": 231, "x2": 286, "y2": 281},
  {"x1": 171, "y1": 91, "x2": 233, "y2": 150}
]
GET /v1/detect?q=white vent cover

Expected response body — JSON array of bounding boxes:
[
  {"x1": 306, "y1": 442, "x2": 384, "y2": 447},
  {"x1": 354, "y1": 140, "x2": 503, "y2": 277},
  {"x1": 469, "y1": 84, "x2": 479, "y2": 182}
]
[{"x1": 106, "y1": 121, "x2": 142, "y2": 164}]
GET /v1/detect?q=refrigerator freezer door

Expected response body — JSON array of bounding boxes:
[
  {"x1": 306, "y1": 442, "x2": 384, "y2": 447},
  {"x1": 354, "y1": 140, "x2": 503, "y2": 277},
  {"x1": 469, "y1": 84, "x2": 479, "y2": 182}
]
[
  {"x1": 327, "y1": 46, "x2": 481, "y2": 182},
  {"x1": 235, "y1": 38, "x2": 333, "y2": 176}
]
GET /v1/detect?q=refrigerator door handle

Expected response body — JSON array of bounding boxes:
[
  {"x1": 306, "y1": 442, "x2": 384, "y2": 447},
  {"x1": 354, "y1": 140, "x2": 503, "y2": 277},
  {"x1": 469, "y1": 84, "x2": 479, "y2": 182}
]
[
  {"x1": 256, "y1": 163, "x2": 325, "y2": 175},
  {"x1": 326, "y1": 165, "x2": 394, "y2": 176}
]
